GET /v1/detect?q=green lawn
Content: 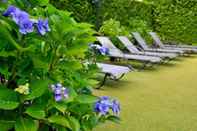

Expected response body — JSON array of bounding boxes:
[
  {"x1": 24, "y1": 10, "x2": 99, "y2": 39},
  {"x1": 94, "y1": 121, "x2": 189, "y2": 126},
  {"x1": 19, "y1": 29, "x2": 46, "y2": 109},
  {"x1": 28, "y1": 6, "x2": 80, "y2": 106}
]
[{"x1": 94, "y1": 56, "x2": 197, "y2": 131}]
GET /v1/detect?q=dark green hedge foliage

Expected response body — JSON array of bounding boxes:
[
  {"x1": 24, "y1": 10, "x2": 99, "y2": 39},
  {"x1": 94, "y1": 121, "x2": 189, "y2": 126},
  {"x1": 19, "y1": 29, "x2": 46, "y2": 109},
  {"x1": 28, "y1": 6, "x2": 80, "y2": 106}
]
[
  {"x1": 50, "y1": 0, "x2": 197, "y2": 44},
  {"x1": 151, "y1": 0, "x2": 197, "y2": 44},
  {"x1": 50, "y1": 0, "x2": 96, "y2": 24}
]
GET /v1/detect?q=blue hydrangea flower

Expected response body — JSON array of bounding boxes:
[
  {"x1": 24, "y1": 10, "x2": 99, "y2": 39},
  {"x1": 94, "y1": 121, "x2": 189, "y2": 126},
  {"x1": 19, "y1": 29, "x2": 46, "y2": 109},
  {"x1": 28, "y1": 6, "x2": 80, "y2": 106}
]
[
  {"x1": 18, "y1": 18, "x2": 34, "y2": 34},
  {"x1": 89, "y1": 44, "x2": 109, "y2": 55},
  {"x1": 3, "y1": 6, "x2": 50, "y2": 35},
  {"x1": 99, "y1": 46, "x2": 109, "y2": 55},
  {"x1": 12, "y1": 9, "x2": 29, "y2": 24},
  {"x1": 111, "y1": 100, "x2": 120, "y2": 115},
  {"x1": 50, "y1": 83, "x2": 69, "y2": 102},
  {"x1": 54, "y1": 87, "x2": 62, "y2": 95},
  {"x1": 94, "y1": 101, "x2": 110, "y2": 115},
  {"x1": 2, "y1": 5, "x2": 16, "y2": 16},
  {"x1": 94, "y1": 96, "x2": 112, "y2": 115},
  {"x1": 55, "y1": 94, "x2": 62, "y2": 102},
  {"x1": 89, "y1": 44, "x2": 101, "y2": 49},
  {"x1": 94, "y1": 96, "x2": 120, "y2": 116},
  {"x1": 3, "y1": 6, "x2": 34, "y2": 34},
  {"x1": 36, "y1": 19, "x2": 51, "y2": 35}
]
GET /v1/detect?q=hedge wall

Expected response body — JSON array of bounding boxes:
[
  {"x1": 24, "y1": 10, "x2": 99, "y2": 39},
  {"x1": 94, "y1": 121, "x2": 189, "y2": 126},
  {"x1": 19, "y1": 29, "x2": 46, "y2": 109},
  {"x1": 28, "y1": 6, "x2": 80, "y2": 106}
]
[
  {"x1": 151, "y1": 0, "x2": 197, "y2": 44},
  {"x1": 50, "y1": 0, "x2": 197, "y2": 44},
  {"x1": 49, "y1": 0, "x2": 96, "y2": 24}
]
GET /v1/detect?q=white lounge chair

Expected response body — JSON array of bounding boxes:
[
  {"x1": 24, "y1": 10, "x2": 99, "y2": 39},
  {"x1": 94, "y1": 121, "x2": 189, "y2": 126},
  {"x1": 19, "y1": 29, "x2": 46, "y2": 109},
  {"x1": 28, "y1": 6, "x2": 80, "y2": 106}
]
[
  {"x1": 96, "y1": 63, "x2": 132, "y2": 89},
  {"x1": 117, "y1": 36, "x2": 178, "y2": 59},
  {"x1": 132, "y1": 32, "x2": 185, "y2": 55},
  {"x1": 96, "y1": 36, "x2": 163, "y2": 65},
  {"x1": 149, "y1": 32, "x2": 197, "y2": 53}
]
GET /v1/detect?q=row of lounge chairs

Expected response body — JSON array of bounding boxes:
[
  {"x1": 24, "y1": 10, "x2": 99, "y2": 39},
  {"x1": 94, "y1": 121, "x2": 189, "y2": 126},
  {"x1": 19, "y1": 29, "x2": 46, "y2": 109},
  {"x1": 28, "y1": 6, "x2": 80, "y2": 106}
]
[{"x1": 95, "y1": 32, "x2": 197, "y2": 89}]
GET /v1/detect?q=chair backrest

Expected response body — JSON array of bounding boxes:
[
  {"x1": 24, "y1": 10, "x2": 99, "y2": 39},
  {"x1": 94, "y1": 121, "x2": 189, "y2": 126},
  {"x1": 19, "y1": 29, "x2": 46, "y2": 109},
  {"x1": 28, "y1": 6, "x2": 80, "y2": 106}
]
[
  {"x1": 117, "y1": 36, "x2": 140, "y2": 54},
  {"x1": 149, "y1": 32, "x2": 165, "y2": 48},
  {"x1": 96, "y1": 36, "x2": 124, "y2": 56},
  {"x1": 132, "y1": 32, "x2": 149, "y2": 50}
]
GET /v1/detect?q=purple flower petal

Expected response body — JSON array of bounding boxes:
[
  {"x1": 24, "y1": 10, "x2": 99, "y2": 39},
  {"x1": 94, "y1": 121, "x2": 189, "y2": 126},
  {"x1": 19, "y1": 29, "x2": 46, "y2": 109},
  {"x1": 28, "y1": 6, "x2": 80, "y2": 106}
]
[
  {"x1": 54, "y1": 87, "x2": 62, "y2": 95},
  {"x1": 94, "y1": 96, "x2": 112, "y2": 115},
  {"x1": 36, "y1": 19, "x2": 50, "y2": 35},
  {"x1": 111, "y1": 100, "x2": 120, "y2": 115},
  {"x1": 12, "y1": 9, "x2": 29, "y2": 24},
  {"x1": 99, "y1": 47, "x2": 109, "y2": 55},
  {"x1": 56, "y1": 83, "x2": 62, "y2": 88},
  {"x1": 55, "y1": 94, "x2": 62, "y2": 102},
  {"x1": 18, "y1": 18, "x2": 34, "y2": 34},
  {"x1": 3, "y1": 5, "x2": 16, "y2": 17},
  {"x1": 94, "y1": 101, "x2": 110, "y2": 115}
]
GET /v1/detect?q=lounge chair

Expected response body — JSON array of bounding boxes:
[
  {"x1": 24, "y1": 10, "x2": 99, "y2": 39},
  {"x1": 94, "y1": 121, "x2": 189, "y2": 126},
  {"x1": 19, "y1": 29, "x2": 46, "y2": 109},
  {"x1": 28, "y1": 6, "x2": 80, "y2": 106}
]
[
  {"x1": 165, "y1": 44, "x2": 197, "y2": 49},
  {"x1": 96, "y1": 63, "x2": 132, "y2": 89},
  {"x1": 96, "y1": 36, "x2": 163, "y2": 66},
  {"x1": 117, "y1": 36, "x2": 178, "y2": 59},
  {"x1": 132, "y1": 32, "x2": 185, "y2": 55},
  {"x1": 149, "y1": 32, "x2": 197, "y2": 53}
]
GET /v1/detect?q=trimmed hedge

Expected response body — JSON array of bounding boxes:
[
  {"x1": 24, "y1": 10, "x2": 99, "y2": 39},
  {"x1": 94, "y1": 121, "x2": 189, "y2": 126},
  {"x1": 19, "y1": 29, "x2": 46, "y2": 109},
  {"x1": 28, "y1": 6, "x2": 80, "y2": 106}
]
[
  {"x1": 50, "y1": 0, "x2": 96, "y2": 24},
  {"x1": 50, "y1": 0, "x2": 197, "y2": 44},
  {"x1": 151, "y1": 0, "x2": 197, "y2": 44}
]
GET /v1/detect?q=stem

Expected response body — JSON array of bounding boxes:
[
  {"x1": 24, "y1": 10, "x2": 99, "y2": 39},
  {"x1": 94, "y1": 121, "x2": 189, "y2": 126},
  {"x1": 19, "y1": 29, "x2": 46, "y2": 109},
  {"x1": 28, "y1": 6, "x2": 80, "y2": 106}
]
[
  {"x1": 49, "y1": 43, "x2": 59, "y2": 72},
  {"x1": 7, "y1": 35, "x2": 25, "y2": 88}
]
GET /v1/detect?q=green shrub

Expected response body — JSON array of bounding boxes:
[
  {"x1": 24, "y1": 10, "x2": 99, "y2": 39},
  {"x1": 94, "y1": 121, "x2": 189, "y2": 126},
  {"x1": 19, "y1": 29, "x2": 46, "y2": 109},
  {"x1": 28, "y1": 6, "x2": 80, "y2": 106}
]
[
  {"x1": 99, "y1": 19, "x2": 129, "y2": 36},
  {"x1": 49, "y1": 0, "x2": 197, "y2": 44},
  {"x1": 99, "y1": 19, "x2": 130, "y2": 49},
  {"x1": 50, "y1": 0, "x2": 96, "y2": 24},
  {"x1": 0, "y1": 1, "x2": 121, "y2": 130},
  {"x1": 150, "y1": 0, "x2": 197, "y2": 44}
]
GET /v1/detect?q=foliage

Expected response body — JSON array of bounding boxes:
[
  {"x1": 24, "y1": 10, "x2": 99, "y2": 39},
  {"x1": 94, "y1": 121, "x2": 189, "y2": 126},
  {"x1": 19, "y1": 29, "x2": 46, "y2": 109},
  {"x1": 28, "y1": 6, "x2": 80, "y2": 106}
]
[
  {"x1": 0, "y1": 0, "x2": 120, "y2": 131},
  {"x1": 49, "y1": 0, "x2": 96, "y2": 24},
  {"x1": 150, "y1": 0, "x2": 197, "y2": 44},
  {"x1": 98, "y1": 18, "x2": 130, "y2": 49},
  {"x1": 99, "y1": 19, "x2": 130, "y2": 37},
  {"x1": 49, "y1": 0, "x2": 196, "y2": 44},
  {"x1": 99, "y1": 0, "x2": 152, "y2": 29}
]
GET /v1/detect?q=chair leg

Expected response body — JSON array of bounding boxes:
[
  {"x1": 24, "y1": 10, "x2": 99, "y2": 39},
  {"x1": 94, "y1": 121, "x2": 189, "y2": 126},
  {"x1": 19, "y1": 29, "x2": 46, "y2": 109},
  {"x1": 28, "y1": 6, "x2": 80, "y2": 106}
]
[
  {"x1": 96, "y1": 73, "x2": 109, "y2": 89},
  {"x1": 127, "y1": 65, "x2": 136, "y2": 71},
  {"x1": 140, "y1": 62, "x2": 148, "y2": 70},
  {"x1": 110, "y1": 74, "x2": 125, "y2": 81}
]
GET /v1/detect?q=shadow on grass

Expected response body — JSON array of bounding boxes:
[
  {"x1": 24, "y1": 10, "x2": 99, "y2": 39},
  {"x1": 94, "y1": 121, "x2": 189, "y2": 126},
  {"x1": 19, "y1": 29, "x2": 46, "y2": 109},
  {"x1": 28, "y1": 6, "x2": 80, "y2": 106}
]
[{"x1": 95, "y1": 78, "x2": 141, "y2": 91}]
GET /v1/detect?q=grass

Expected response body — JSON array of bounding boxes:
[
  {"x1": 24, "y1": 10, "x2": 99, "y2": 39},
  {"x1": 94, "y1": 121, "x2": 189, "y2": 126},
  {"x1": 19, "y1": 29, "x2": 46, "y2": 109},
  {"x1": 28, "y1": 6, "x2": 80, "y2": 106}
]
[{"x1": 94, "y1": 56, "x2": 197, "y2": 131}]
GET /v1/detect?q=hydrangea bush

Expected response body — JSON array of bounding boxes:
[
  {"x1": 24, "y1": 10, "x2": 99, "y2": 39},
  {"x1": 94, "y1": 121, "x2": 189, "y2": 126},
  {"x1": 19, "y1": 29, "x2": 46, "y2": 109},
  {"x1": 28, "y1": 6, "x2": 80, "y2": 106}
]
[{"x1": 0, "y1": 1, "x2": 120, "y2": 131}]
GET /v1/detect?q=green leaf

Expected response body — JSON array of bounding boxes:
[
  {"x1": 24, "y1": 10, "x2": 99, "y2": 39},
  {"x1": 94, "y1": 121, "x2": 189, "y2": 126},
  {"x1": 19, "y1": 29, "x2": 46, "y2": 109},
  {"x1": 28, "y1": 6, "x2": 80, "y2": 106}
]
[
  {"x1": 0, "y1": 120, "x2": 15, "y2": 131},
  {"x1": 54, "y1": 101, "x2": 68, "y2": 113},
  {"x1": 32, "y1": 57, "x2": 49, "y2": 70},
  {"x1": 107, "y1": 116, "x2": 121, "y2": 124},
  {"x1": 48, "y1": 115, "x2": 71, "y2": 128},
  {"x1": 55, "y1": 126, "x2": 67, "y2": 131},
  {"x1": 15, "y1": 117, "x2": 38, "y2": 131},
  {"x1": 28, "y1": 0, "x2": 49, "y2": 6},
  {"x1": 75, "y1": 95, "x2": 97, "y2": 104},
  {"x1": 0, "y1": 23, "x2": 21, "y2": 50},
  {"x1": 39, "y1": 0, "x2": 49, "y2": 5},
  {"x1": 25, "y1": 79, "x2": 50, "y2": 100},
  {"x1": 25, "y1": 104, "x2": 46, "y2": 119},
  {"x1": 68, "y1": 116, "x2": 80, "y2": 131},
  {"x1": 66, "y1": 87, "x2": 78, "y2": 101},
  {"x1": 0, "y1": 50, "x2": 16, "y2": 57},
  {"x1": 0, "y1": 86, "x2": 19, "y2": 110}
]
